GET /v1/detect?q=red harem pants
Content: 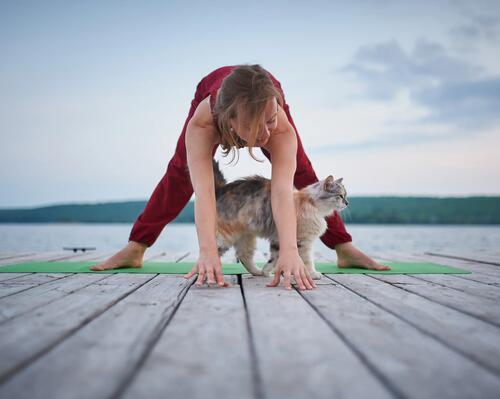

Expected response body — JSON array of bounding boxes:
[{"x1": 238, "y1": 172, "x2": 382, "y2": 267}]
[{"x1": 129, "y1": 75, "x2": 352, "y2": 249}]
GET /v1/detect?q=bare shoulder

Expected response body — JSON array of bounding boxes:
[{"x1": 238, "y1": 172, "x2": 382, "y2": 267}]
[
  {"x1": 187, "y1": 96, "x2": 219, "y2": 147},
  {"x1": 263, "y1": 104, "x2": 296, "y2": 154},
  {"x1": 190, "y1": 96, "x2": 215, "y2": 128}
]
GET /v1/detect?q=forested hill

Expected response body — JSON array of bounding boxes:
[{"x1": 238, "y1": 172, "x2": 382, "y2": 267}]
[{"x1": 0, "y1": 197, "x2": 499, "y2": 224}]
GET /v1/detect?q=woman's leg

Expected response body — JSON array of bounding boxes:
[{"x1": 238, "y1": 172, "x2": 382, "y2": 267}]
[
  {"x1": 262, "y1": 99, "x2": 390, "y2": 270},
  {"x1": 261, "y1": 101, "x2": 352, "y2": 250},
  {"x1": 129, "y1": 90, "x2": 218, "y2": 247},
  {"x1": 91, "y1": 88, "x2": 216, "y2": 270}
]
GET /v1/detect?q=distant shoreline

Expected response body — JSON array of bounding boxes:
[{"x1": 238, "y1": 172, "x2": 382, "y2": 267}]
[{"x1": 1, "y1": 197, "x2": 499, "y2": 225}]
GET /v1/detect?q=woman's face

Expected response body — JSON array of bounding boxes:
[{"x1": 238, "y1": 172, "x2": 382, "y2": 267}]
[{"x1": 230, "y1": 97, "x2": 279, "y2": 147}]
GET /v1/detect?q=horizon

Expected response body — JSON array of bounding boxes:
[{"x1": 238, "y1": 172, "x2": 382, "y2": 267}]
[
  {"x1": 1, "y1": 194, "x2": 499, "y2": 211},
  {"x1": 1, "y1": 0, "x2": 499, "y2": 207}
]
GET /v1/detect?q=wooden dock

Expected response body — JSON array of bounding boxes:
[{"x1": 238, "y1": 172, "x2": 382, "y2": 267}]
[{"x1": 0, "y1": 249, "x2": 499, "y2": 399}]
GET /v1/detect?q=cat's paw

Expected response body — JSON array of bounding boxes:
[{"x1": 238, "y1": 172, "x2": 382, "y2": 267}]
[
  {"x1": 261, "y1": 269, "x2": 273, "y2": 277},
  {"x1": 309, "y1": 270, "x2": 322, "y2": 280},
  {"x1": 262, "y1": 264, "x2": 275, "y2": 277},
  {"x1": 251, "y1": 269, "x2": 264, "y2": 276}
]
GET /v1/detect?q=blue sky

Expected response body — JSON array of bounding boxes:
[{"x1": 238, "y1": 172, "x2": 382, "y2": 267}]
[{"x1": 1, "y1": 0, "x2": 499, "y2": 207}]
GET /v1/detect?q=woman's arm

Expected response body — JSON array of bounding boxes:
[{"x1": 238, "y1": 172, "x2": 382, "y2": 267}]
[
  {"x1": 184, "y1": 100, "x2": 228, "y2": 287},
  {"x1": 186, "y1": 122, "x2": 218, "y2": 252},
  {"x1": 264, "y1": 106, "x2": 316, "y2": 290}
]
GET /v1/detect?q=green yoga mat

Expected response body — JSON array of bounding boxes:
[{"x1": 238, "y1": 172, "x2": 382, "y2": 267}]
[{"x1": 0, "y1": 261, "x2": 469, "y2": 274}]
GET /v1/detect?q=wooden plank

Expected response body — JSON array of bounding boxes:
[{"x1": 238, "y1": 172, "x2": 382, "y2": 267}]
[
  {"x1": 369, "y1": 249, "x2": 500, "y2": 288},
  {"x1": 176, "y1": 252, "x2": 198, "y2": 262},
  {"x1": 372, "y1": 274, "x2": 500, "y2": 327},
  {"x1": 301, "y1": 275, "x2": 500, "y2": 398},
  {"x1": 240, "y1": 276, "x2": 391, "y2": 399},
  {"x1": 375, "y1": 250, "x2": 500, "y2": 280},
  {"x1": 0, "y1": 252, "x2": 35, "y2": 261},
  {"x1": 411, "y1": 274, "x2": 500, "y2": 300},
  {"x1": 83, "y1": 248, "x2": 170, "y2": 269},
  {"x1": 0, "y1": 273, "x2": 153, "y2": 382},
  {"x1": 144, "y1": 250, "x2": 174, "y2": 261},
  {"x1": 413, "y1": 252, "x2": 500, "y2": 285},
  {"x1": 0, "y1": 273, "x2": 28, "y2": 283},
  {"x1": 0, "y1": 275, "x2": 193, "y2": 399},
  {"x1": 174, "y1": 251, "x2": 191, "y2": 262},
  {"x1": 328, "y1": 274, "x2": 500, "y2": 376},
  {"x1": 59, "y1": 250, "x2": 115, "y2": 262},
  {"x1": 425, "y1": 252, "x2": 500, "y2": 266},
  {"x1": 0, "y1": 249, "x2": 108, "y2": 266},
  {"x1": 0, "y1": 274, "x2": 71, "y2": 298},
  {"x1": 0, "y1": 251, "x2": 85, "y2": 266},
  {"x1": 0, "y1": 273, "x2": 113, "y2": 323},
  {"x1": 120, "y1": 276, "x2": 256, "y2": 399},
  {"x1": 0, "y1": 253, "x2": 114, "y2": 298},
  {"x1": 144, "y1": 251, "x2": 181, "y2": 262},
  {"x1": 0, "y1": 250, "x2": 171, "y2": 323}
]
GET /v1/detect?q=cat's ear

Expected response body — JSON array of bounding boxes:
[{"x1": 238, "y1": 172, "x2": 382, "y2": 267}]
[
  {"x1": 335, "y1": 177, "x2": 343, "y2": 184},
  {"x1": 323, "y1": 175, "x2": 334, "y2": 191}
]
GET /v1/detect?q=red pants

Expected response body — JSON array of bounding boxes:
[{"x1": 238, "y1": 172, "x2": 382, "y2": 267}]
[{"x1": 129, "y1": 68, "x2": 352, "y2": 249}]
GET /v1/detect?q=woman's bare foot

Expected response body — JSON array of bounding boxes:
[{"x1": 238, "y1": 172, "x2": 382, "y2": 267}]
[
  {"x1": 335, "y1": 242, "x2": 391, "y2": 271},
  {"x1": 90, "y1": 241, "x2": 147, "y2": 271}
]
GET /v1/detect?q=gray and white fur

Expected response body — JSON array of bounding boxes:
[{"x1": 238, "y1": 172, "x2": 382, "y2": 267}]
[{"x1": 212, "y1": 160, "x2": 348, "y2": 279}]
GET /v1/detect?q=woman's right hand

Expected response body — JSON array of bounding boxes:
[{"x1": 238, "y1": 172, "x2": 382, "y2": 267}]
[{"x1": 184, "y1": 250, "x2": 230, "y2": 287}]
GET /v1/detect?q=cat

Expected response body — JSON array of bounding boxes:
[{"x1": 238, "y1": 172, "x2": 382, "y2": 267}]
[{"x1": 212, "y1": 160, "x2": 348, "y2": 279}]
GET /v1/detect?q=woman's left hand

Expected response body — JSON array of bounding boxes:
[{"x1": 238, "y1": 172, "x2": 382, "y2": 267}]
[{"x1": 266, "y1": 250, "x2": 317, "y2": 290}]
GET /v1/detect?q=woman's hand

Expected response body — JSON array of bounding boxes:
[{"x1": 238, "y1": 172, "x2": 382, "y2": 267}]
[
  {"x1": 266, "y1": 250, "x2": 316, "y2": 290},
  {"x1": 184, "y1": 250, "x2": 231, "y2": 288}
]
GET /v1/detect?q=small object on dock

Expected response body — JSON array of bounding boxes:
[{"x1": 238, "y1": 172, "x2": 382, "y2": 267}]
[{"x1": 62, "y1": 247, "x2": 96, "y2": 253}]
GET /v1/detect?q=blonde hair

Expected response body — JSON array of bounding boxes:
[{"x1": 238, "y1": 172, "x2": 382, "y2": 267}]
[{"x1": 213, "y1": 64, "x2": 284, "y2": 164}]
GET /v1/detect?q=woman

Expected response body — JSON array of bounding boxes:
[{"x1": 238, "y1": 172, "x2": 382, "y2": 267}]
[{"x1": 90, "y1": 65, "x2": 390, "y2": 289}]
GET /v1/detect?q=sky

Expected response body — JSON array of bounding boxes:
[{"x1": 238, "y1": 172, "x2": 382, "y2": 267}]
[{"x1": 1, "y1": 0, "x2": 499, "y2": 208}]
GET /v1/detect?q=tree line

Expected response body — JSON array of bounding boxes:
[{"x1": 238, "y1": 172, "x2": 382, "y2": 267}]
[{"x1": 1, "y1": 197, "x2": 499, "y2": 224}]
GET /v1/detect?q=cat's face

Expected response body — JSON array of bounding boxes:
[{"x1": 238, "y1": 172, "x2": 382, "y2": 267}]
[{"x1": 310, "y1": 176, "x2": 348, "y2": 212}]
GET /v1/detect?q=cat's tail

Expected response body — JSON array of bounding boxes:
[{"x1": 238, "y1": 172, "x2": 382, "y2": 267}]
[{"x1": 212, "y1": 160, "x2": 227, "y2": 191}]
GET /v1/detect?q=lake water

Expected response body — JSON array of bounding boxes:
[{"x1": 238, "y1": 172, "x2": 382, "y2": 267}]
[{"x1": 0, "y1": 223, "x2": 499, "y2": 260}]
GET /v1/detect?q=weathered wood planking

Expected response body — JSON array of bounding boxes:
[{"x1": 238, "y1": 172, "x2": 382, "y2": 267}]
[
  {"x1": 0, "y1": 273, "x2": 29, "y2": 282},
  {"x1": 375, "y1": 250, "x2": 500, "y2": 298},
  {"x1": 0, "y1": 250, "x2": 181, "y2": 323},
  {"x1": 0, "y1": 251, "x2": 117, "y2": 298},
  {"x1": 0, "y1": 251, "x2": 67, "y2": 266},
  {"x1": 0, "y1": 252, "x2": 35, "y2": 261},
  {"x1": 300, "y1": 276, "x2": 500, "y2": 399},
  {"x1": 410, "y1": 274, "x2": 500, "y2": 300},
  {"x1": 121, "y1": 276, "x2": 256, "y2": 399},
  {"x1": 328, "y1": 274, "x2": 500, "y2": 376},
  {"x1": 1, "y1": 248, "x2": 499, "y2": 399},
  {"x1": 375, "y1": 250, "x2": 500, "y2": 281},
  {"x1": 0, "y1": 249, "x2": 112, "y2": 268},
  {"x1": 0, "y1": 274, "x2": 113, "y2": 323},
  {"x1": 0, "y1": 275, "x2": 193, "y2": 399},
  {"x1": 241, "y1": 276, "x2": 391, "y2": 399},
  {"x1": 0, "y1": 273, "x2": 153, "y2": 383},
  {"x1": 145, "y1": 251, "x2": 189, "y2": 262},
  {"x1": 0, "y1": 251, "x2": 107, "y2": 282},
  {"x1": 372, "y1": 274, "x2": 500, "y2": 327},
  {"x1": 425, "y1": 252, "x2": 500, "y2": 266},
  {"x1": 0, "y1": 273, "x2": 71, "y2": 298},
  {"x1": 0, "y1": 251, "x2": 93, "y2": 266},
  {"x1": 414, "y1": 252, "x2": 500, "y2": 285}
]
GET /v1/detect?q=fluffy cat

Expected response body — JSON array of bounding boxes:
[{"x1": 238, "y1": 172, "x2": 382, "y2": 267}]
[{"x1": 212, "y1": 161, "x2": 348, "y2": 279}]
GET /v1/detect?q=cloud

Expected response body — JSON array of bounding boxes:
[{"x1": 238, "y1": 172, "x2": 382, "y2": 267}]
[
  {"x1": 413, "y1": 76, "x2": 500, "y2": 128},
  {"x1": 342, "y1": 38, "x2": 481, "y2": 99},
  {"x1": 341, "y1": 37, "x2": 500, "y2": 131},
  {"x1": 448, "y1": 5, "x2": 500, "y2": 52}
]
